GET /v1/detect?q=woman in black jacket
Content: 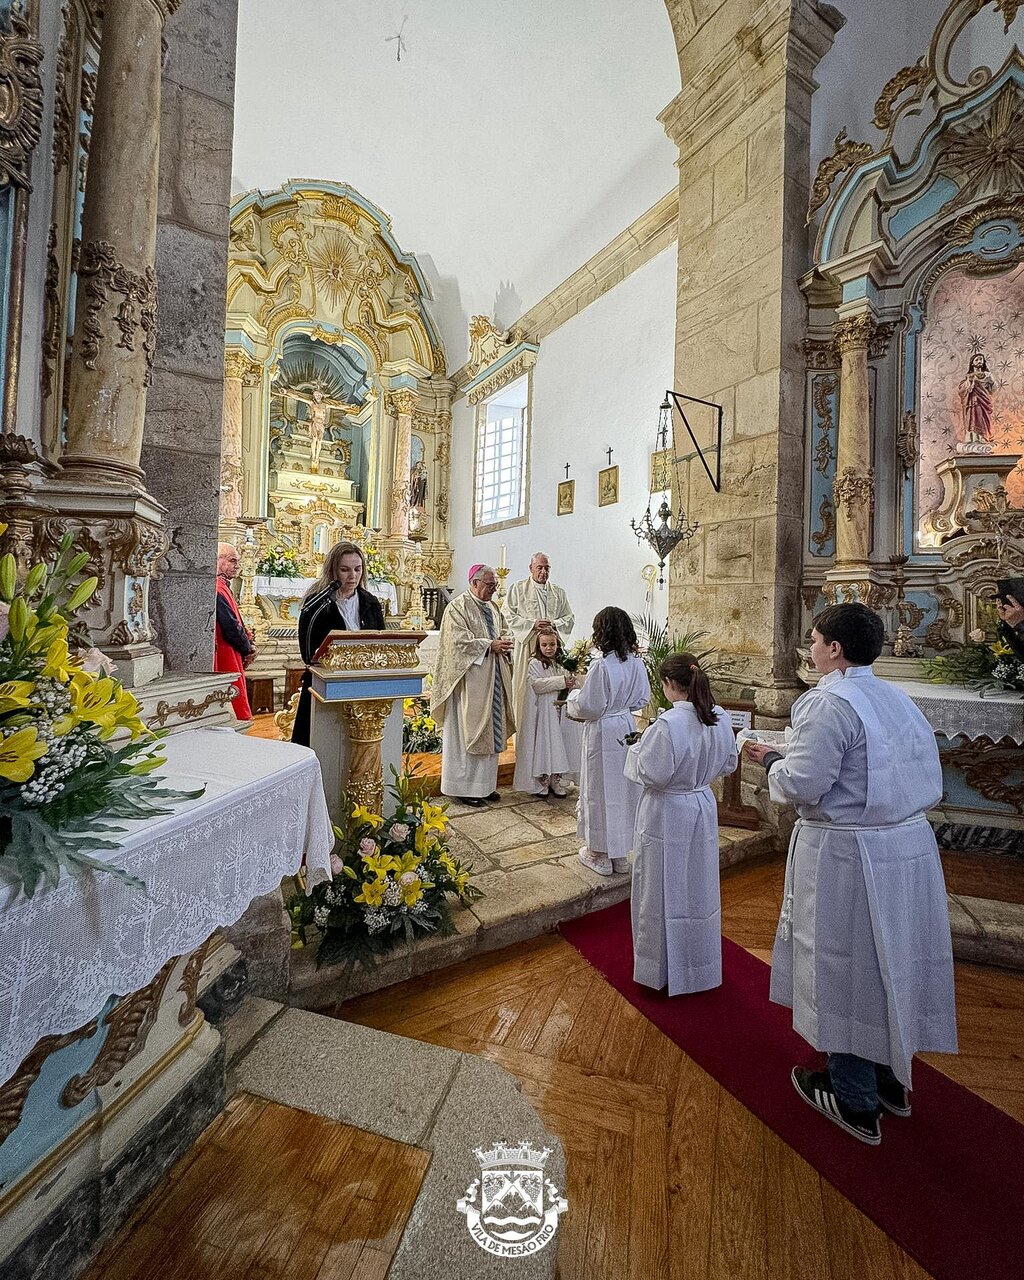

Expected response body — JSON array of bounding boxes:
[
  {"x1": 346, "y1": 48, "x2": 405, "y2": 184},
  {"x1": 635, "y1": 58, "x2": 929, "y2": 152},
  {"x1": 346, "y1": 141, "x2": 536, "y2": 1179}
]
[{"x1": 291, "y1": 541, "x2": 386, "y2": 746}]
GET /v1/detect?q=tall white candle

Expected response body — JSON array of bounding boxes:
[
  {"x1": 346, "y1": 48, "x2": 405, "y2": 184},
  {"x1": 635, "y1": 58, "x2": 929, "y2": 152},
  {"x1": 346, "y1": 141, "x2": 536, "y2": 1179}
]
[{"x1": 499, "y1": 544, "x2": 506, "y2": 569}]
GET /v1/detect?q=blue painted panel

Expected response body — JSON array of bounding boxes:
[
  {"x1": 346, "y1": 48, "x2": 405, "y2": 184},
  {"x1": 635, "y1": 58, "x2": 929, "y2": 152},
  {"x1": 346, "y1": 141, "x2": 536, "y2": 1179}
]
[
  {"x1": 889, "y1": 177, "x2": 960, "y2": 242},
  {"x1": 312, "y1": 676, "x2": 424, "y2": 701},
  {"x1": 0, "y1": 1005, "x2": 110, "y2": 1190},
  {"x1": 841, "y1": 278, "x2": 874, "y2": 304},
  {"x1": 903, "y1": 590, "x2": 939, "y2": 639},
  {"x1": 936, "y1": 734, "x2": 1024, "y2": 819},
  {"x1": 807, "y1": 374, "x2": 839, "y2": 558}
]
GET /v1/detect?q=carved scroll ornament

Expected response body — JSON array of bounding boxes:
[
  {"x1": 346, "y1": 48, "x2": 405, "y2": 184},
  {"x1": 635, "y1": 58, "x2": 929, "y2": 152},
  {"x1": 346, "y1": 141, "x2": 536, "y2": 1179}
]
[
  {"x1": 0, "y1": 1022, "x2": 98, "y2": 1144},
  {"x1": 807, "y1": 130, "x2": 876, "y2": 225},
  {"x1": 0, "y1": 12, "x2": 45, "y2": 192},
  {"x1": 833, "y1": 467, "x2": 876, "y2": 520},
  {"x1": 77, "y1": 241, "x2": 158, "y2": 383}
]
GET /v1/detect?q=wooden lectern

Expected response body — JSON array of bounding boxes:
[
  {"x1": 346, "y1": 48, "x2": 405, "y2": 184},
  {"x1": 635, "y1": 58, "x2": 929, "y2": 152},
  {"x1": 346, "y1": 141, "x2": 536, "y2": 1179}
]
[{"x1": 308, "y1": 630, "x2": 427, "y2": 822}]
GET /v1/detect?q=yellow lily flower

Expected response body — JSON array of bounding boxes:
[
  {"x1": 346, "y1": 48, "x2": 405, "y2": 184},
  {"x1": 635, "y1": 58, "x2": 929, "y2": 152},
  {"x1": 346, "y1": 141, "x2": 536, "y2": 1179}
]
[
  {"x1": 399, "y1": 877, "x2": 423, "y2": 908},
  {"x1": 0, "y1": 680, "x2": 34, "y2": 715},
  {"x1": 419, "y1": 800, "x2": 447, "y2": 833},
  {"x1": 0, "y1": 726, "x2": 48, "y2": 783},
  {"x1": 352, "y1": 803, "x2": 384, "y2": 830},
  {"x1": 42, "y1": 637, "x2": 72, "y2": 683},
  {"x1": 354, "y1": 878, "x2": 388, "y2": 907},
  {"x1": 361, "y1": 852, "x2": 399, "y2": 877},
  {"x1": 414, "y1": 825, "x2": 442, "y2": 856},
  {"x1": 439, "y1": 852, "x2": 458, "y2": 878},
  {"x1": 392, "y1": 850, "x2": 425, "y2": 876},
  {"x1": 69, "y1": 672, "x2": 120, "y2": 739}
]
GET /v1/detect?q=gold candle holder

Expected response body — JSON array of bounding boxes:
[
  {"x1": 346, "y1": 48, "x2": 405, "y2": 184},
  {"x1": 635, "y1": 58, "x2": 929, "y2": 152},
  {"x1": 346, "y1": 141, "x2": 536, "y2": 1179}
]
[{"x1": 495, "y1": 564, "x2": 510, "y2": 607}]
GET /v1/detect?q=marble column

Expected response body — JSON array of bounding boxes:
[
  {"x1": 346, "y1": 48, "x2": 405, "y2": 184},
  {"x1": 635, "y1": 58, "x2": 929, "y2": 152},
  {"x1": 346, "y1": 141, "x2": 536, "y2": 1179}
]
[
  {"x1": 63, "y1": 0, "x2": 180, "y2": 486},
  {"x1": 220, "y1": 351, "x2": 260, "y2": 526},
  {"x1": 385, "y1": 389, "x2": 417, "y2": 539},
  {"x1": 832, "y1": 314, "x2": 875, "y2": 568}
]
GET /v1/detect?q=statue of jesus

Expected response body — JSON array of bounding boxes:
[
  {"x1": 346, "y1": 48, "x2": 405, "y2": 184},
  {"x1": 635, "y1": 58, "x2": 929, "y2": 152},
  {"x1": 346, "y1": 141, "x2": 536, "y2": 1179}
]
[
  {"x1": 290, "y1": 387, "x2": 341, "y2": 472},
  {"x1": 957, "y1": 353, "x2": 996, "y2": 453}
]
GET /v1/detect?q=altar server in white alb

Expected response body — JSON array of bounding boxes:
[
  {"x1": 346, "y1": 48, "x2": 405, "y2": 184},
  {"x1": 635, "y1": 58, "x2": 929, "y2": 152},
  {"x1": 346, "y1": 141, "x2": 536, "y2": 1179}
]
[
  {"x1": 431, "y1": 565, "x2": 514, "y2": 808},
  {"x1": 746, "y1": 603, "x2": 957, "y2": 1147},
  {"x1": 505, "y1": 553, "x2": 575, "y2": 726},
  {"x1": 567, "y1": 607, "x2": 651, "y2": 877},
  {"x1": 512, "y1": 628, "x2": 578, "y2": 796},
  {"x1": 626, "y1": 653, "x2": 738, "y2": 995}
]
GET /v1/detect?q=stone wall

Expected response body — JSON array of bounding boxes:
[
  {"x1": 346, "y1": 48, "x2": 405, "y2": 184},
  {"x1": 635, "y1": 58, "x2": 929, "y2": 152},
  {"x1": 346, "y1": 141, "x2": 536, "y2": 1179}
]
[
  {"x1": 142, "y1": 0, "x2": 239, "y2": 672},
  {"x1": 661, "y1": 0, "x2": 843, "y2": 721}
]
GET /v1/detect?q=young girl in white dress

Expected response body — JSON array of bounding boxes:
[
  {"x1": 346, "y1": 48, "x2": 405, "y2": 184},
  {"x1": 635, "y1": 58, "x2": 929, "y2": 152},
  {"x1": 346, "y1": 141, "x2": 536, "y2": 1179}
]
[
  {"x1": 512, "y1": 629, "x2": 577, "y2": 796},
  {"x1": 567, "y1": 607, "x2": 651, "y2": 877},
  {"x1": 625, "y1": 652, "x2": 738, "y2": 995}
]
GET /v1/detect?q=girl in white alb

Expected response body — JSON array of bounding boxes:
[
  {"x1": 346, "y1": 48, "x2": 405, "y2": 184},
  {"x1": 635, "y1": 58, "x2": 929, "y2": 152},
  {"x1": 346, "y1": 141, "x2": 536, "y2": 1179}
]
[{"x1": 512, "y1": 629, "x2": 577, "y2": 796}]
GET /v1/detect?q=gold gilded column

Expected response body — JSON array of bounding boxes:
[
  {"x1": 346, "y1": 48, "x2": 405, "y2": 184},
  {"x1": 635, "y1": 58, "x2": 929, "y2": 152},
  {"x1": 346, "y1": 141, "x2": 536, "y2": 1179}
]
[
  {"x1": 220, "y1": 351, "x2": 259, "y2": 522},
  {"x1": 385, "y1": 389, "x2": 417, "y2": 538},
  {"x1": 62, "y1": 0, "x2": 181, "y2": 486},
  {"x1": 832, "y1": 314, "x2": 875, "y2": 568},
  {"x1": 340, "y1": 699, "x2": 393, "y2": 815}
]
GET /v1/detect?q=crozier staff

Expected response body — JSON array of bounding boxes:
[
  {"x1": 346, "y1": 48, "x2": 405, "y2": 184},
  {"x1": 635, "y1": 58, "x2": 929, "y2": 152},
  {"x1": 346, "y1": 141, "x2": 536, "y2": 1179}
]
[
  {"x1": 745, "y1": 603, "x2": 957, "y2": 1147},
  {"x1": 291, "y1": 541, "x2": 384, "y2": 748}
]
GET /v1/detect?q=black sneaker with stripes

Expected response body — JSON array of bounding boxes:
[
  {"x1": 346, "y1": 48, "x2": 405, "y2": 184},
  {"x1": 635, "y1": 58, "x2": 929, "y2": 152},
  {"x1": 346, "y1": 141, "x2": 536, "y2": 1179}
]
[
  {"x1": 791, "y1": 1067, "x2": 882, "y2": 1146},
  {"x1": 877, "y1": 1075, "x2": 911, "y2": 1117}
]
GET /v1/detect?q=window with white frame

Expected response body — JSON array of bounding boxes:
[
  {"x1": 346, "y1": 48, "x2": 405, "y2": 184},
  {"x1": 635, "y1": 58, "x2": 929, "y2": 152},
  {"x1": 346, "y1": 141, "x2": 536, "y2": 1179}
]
[{"x1": 473, "y1": 375, "x2": 530, "y2": 531}]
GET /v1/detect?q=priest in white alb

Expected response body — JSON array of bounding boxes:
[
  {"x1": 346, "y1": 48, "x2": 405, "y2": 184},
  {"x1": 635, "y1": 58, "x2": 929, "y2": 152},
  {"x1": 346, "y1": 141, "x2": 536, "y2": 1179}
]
[
  {"x1": 745, "y1": 603, "x2": 957, "y2": 1148},
  {"x1": 505, "y1": 553, "x2": 575, "y2": 726},
  {"x1": 431, "y1": 565, "x2": 515, "y2": 808}
]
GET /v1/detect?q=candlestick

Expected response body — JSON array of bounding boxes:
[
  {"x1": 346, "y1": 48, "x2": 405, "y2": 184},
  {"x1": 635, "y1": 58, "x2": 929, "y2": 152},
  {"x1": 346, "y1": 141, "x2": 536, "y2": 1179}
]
[
  {"x1": 495, "y1": 565, "x2": 510, "y2": 608},
  {"x1": 499, "y1": 543, "x2": 506, "y2": 569}
]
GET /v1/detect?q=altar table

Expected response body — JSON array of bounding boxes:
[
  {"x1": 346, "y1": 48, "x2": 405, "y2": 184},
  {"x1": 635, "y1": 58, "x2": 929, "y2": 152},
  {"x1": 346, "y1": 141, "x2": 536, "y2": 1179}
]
[{"x1": 0, "y1": 729, "x2": 333, "y2": 1086}]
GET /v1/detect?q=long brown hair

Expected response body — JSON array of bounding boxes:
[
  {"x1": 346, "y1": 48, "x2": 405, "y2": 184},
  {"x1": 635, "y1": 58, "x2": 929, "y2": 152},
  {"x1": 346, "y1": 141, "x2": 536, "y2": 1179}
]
[
  {"x1": 529, "y1": 626, "x2": 563, "y2": 669},
  {"x1": 660, "y1": 652, "x2": 718, "y2": 727},
  {"x1": 592, "y1": 607, "x2": 638, "y2": 662},
  {"x1": 305, "y1": 540, "x2": 367, "y2": 600}
]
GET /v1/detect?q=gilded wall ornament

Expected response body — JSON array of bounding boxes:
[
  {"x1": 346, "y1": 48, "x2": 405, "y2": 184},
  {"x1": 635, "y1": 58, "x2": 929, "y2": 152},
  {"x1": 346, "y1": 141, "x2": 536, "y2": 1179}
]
[
  {"x1": 869, "y1": 322, "x2": 896, "y2": 359},
  {"x1": 803, "y1": 337, "x2": 840, "y2": 370},
  {"x1": 807, "y1": 129, "x2": 876, "y2": 225},
  {"x1": 872, "y1": 61, "x2": 928, "y2": 132},
  {"x1": 384, "y1": 389, "x2": 418, "y2": 417},
  {"x1": 320, "y1": 194, "x2": 361, "y2": 229},
  {"x1": 52, "y1": 11, "x2": 75, "y2": 174},
  {"x1": 925, "y1": 586, "x2": 964, "y2": 651},
  {"x1": 319, "y1": 642, "x2": 420, "y2": 672},
  {"x1": 939, "y1": 737, "x2": 1024, "y2": 812},
  {"x1": 61, "y1": 960, "x2": 176, "y2": 1108},
  {"x1": 435, "y1": 488, "x2": 450, "y2": 527},
  {"x1": 944, "y1": 83, "x2": 1024, "y2": 211},
  {"x1": 41, "y1": 225, "x2": 62, "y2": 400},
  {"x1": 0, "y1": 11, "x2": 45, "y2": 191},
  {"x1": 810, "y1": 494, "x2": 835, "y2": 555},
  {"x1": 77, "y1": 241, "x2": 158, "y2": 381},
  {"x1": 833, "y1": 467, "x2": 876, "y2": 520},
  {"x1": 0, "y1": 1021, "x2": 99, "y2": 1144},
  {"x1": 150, "y1": 689, "x2": 236, "y2": 728},
  {"x1": 177, "y1": 939, "x2": 214, "y2": 1028},
  {"x1": 897, "y1": 411, "x2": 919, "y2": 476},
  {"x1": 308, "y1": 230, "x2": 360, "y2": 309},
  {"x1": 834, "y1": 314, "x2": 875, "y2": 355},
  {"x1": 812, "y1": 376, "x2": 838, "y2": 475}
]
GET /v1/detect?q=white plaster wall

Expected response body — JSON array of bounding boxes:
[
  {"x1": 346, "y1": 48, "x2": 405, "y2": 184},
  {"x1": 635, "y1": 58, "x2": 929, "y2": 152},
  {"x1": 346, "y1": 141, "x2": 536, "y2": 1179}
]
[
  {"x1": 232, "y1": 0, "x2": 679, "y2": 366},
  {"x1": 812, "y1": 2, "x2": 1023, "y2": 169},
  {"x1": 449, "y1": 244, "x2": 677, "y2": 640}
]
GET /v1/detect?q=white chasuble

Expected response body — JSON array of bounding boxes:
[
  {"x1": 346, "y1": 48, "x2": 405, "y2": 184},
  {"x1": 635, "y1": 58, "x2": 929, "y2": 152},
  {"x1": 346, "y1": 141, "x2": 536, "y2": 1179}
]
[
  {"x1": 505, "y1": 578, "x2": 575, "y2": 726},
  {"x1": 625, "y1": 703, "x2": 738, "y2": 995},
  {"x1": 567, "y1": 652, "x2": 650, "y2": 858},
  {"x1": 767, "y1": 666, "x2": 957, "y2": 1085}
]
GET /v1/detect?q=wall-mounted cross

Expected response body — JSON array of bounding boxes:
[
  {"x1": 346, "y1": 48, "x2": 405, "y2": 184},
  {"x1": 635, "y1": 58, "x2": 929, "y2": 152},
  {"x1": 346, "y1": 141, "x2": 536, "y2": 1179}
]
[
  {"x1": 564, "y1": 463, "x2": 571, "y2": 480},
  {"x1": 605, "y1": 447, "x2": 614, "y2": 467}
]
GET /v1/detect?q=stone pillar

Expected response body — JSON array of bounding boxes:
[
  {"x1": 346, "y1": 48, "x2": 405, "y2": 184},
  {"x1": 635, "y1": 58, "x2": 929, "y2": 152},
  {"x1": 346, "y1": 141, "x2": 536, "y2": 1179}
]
[
  {"x1": 832, "y1": 314, "x2": 875, "y2": 568},
  {"x1": 661, "y1": 0, "x2": 843, "y2": 721},
  {"x1": 220, "y1": 351, "x2": 259, "y2": 526},
  {"x1": 63, "y1": 0, "x2": 179, "y2": 485},
  {"x1": 386, "y1": 389, "x2": 417, "y2": 538}
]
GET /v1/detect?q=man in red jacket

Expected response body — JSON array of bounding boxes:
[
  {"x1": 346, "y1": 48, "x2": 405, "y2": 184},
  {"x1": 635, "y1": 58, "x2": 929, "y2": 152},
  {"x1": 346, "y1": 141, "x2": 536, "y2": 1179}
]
[{"x1": 214, "y1": 543, "x2": 254, "y2": 724}]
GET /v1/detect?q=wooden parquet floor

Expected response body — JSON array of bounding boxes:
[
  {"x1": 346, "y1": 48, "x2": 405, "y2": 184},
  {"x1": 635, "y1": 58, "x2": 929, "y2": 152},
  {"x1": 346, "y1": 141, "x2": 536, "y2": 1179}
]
[
  {"x1": 81, "y1": 1094, "x2": 429, "y2": 1280},
  {"x1": 334, "y1": 856, "x2": 1024, "y2": 1280}
]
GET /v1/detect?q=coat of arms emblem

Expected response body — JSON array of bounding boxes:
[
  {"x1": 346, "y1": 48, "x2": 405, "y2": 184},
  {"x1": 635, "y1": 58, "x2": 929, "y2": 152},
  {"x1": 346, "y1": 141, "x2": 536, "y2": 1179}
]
[{"x1": 456, "y1": 1141, "x2": 567, "y2": 1256}]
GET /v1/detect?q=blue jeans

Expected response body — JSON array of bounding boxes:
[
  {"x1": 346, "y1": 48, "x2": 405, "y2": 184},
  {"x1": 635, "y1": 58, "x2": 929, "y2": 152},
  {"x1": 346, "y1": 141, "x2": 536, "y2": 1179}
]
[{"x1": 827, "y1": 1054, "x2": 899, "y2": 1114}]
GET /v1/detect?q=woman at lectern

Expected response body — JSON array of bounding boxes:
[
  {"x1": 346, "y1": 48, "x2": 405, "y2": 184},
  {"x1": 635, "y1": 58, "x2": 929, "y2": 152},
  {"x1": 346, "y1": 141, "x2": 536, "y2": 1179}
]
[{"x1": 291, "y1": 541, "x2": 385, "y2": 746}]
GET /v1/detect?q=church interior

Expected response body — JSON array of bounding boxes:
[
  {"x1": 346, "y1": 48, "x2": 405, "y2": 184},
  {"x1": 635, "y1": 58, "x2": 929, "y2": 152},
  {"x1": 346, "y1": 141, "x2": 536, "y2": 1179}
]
[{"x1": 2, "y1": 0, "x2": 1024, "y2": 1277}]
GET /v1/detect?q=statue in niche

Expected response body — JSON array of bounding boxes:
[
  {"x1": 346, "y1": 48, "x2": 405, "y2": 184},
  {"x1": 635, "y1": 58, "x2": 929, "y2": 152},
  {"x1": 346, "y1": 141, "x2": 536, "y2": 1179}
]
[
  {"x1": 409, "y1": 458, "x2": 428, "y2": 510},
  {"x1": 956, "y1": 353, "x2": 996, "y2": 454}
]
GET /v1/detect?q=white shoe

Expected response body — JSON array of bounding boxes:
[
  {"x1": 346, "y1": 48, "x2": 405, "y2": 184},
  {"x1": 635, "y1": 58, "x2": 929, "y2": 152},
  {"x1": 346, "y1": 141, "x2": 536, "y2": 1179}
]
[
  {"x1": 578, "y1": 848, "x2": 613, "y2": 876},
  {"x1": 611, "y1": 857, "x2": 630, "y2": 875},
  {"x1": 549, "y1": 776, "x2": 569, "y2": 797}
]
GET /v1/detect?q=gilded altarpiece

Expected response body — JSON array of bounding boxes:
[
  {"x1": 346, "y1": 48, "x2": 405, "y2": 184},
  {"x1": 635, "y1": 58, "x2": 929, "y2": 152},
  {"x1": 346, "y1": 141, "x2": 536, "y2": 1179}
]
[
  {"x1": 220, "y1": 182, "x2": 454, "y2": 689},
  {"x1": 802, "y1": 0, "x2": 1024, "y2": 838}
]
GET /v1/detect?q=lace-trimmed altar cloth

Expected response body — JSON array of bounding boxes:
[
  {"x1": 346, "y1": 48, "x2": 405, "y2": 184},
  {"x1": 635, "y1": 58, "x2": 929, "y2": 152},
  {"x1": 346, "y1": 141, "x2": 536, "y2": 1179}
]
[
  {"x1": 0, "y1": 729, "x2": 333, "y2": 1086},
  {"x1": 893, "y1": 680, "x2": 1024, "y2": 746}
]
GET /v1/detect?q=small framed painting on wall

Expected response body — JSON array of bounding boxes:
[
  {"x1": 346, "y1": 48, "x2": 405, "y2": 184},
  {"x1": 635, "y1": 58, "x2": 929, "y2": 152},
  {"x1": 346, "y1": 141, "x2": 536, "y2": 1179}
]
[
  {"x1": 557, "y1": 479, "x2": 575, "y2": 516},
  {"x1": 598, "y1": 464, "x2": 619, "y2": 507}
]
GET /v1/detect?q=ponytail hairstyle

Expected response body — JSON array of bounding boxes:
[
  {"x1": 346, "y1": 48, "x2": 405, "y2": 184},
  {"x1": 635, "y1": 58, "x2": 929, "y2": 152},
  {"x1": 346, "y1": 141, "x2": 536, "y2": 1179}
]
[
  {"x1": 529, "y1": 625, "x2": 563, "y2": 669},
  {"x1": 659, "y1": 652, "x2": 718, "y2": 727}
]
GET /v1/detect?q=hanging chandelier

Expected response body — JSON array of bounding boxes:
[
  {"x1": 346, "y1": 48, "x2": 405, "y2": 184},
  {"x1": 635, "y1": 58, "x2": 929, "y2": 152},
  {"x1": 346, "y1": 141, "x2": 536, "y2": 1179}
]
[{"x1": 631, "y1": 392, "x2": 722, "y2": 586}]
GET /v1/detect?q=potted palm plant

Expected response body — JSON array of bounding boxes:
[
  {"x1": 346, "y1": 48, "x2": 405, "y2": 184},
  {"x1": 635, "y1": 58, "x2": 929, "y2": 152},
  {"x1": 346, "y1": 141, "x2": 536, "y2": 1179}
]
[{"x1": 631, "y1": 613, "x2": 728, "y2": 719}]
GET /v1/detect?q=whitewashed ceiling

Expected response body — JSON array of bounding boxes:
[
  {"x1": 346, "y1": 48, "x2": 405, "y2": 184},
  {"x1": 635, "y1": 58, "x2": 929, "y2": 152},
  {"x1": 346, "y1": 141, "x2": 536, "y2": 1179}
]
[{"x1": 232, "y1": 0, "x2": 681, "y2": 367}]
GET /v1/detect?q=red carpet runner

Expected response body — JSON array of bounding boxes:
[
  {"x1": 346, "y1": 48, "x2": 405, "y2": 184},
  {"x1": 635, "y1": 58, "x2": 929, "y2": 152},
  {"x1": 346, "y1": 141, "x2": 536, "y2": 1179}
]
[{"x1": 560, "y1": 899, "x2": 1023, "y2": 1280}]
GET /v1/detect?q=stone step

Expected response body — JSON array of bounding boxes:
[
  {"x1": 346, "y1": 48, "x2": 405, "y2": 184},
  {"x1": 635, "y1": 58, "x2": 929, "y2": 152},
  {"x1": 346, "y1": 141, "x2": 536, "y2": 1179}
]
[
  {"x1": 288, "y1": 824, "x2": 774, "y2": 1008},
  {"x1": 949, "y1": 894, "x2": 1024, "y2": 970}
]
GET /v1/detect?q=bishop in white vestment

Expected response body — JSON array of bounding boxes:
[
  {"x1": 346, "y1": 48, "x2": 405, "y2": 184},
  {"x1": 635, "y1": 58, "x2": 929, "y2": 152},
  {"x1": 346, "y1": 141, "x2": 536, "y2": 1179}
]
[
  {"x1": 431, "y1": 566, "x2": 515, "y2": 805},
  {"x1": 505, "y1": 553, "x2": 575, "y2": 726}
]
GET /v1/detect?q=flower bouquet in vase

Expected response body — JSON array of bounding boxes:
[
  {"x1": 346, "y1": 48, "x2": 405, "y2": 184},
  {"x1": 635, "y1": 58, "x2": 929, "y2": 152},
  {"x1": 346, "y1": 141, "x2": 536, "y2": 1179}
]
[
  {"x1": 0, "y1": 524, "x2": 203, "y2": 896},
  {"x1": 286, "y1": 769, "x2": 482, "y2": 973}
]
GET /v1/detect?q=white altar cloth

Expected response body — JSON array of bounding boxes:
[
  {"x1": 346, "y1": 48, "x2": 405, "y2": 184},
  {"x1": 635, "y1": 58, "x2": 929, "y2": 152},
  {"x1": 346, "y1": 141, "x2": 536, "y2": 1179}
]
[
  {"x1": 0, "y1": 729, "x2": 333, "y2": 1085},
  {"x1": 895, "y1": 679, "x2": 1024, "y2": 746}
]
